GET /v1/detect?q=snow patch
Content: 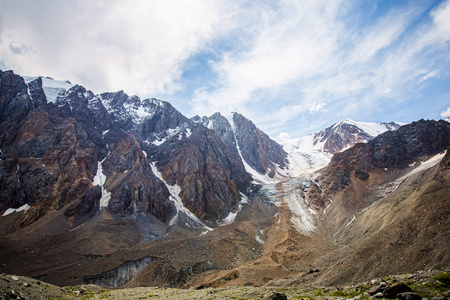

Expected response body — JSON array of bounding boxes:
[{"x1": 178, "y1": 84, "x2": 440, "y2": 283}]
[
  {"x1": 151, "y1": 125, "x2": 192, "y2": 146},
  {"x1": 2, "y1": 204, "x2": 30, "y2": 216},
  {"x1": 218, "y1": 192, "x2": 250, "y2": 226},
  {"x1": 185, "y1": 128, "x2": 192, "y2": 138},
  {"x1": 255, "y1": 234, "x2": 264, "y2": 244}
]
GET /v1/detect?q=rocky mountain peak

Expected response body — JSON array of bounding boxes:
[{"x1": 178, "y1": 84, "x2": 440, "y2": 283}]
[
  {"x1": 314, "y1": 118, "x2": 403, "y2": 155},
  {"x1": 197, "y1": 111, "x2": 289, "y2": 182}
]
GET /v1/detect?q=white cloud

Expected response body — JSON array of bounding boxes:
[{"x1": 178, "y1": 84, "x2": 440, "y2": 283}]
[
  {"x1": 419, "y1": 70, "x2": 440, "y2": 83},
  {"x1": 192, "y1": 0, "x2": 343, "y2": 115},
  {"x1": 308, "y1": 102, "x2": 327, "y2": 115},
  {"x1": 441, "y1": 107, "x2": 450, "y2": 118},
  {"x1": 0, "y1": 0, "x2": 225, "y2": 95},
  {"x1": 431, "y1": 0, "x2": 450, "y2": 39}
]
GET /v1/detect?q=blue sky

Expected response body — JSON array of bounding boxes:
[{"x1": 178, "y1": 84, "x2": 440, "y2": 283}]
[{"x1": 1, "y1": 0, "x2": 449, "y2": 140}]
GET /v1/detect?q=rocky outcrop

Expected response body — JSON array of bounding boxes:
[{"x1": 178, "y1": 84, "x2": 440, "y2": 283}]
[
  {"x1": 322, "y1": 119, "x2": 450, "y2": 192},
  {"x1": 83, "y1": 256, "x2": 157, "y2": 288},
  {"x1": 194, "y1": 112, "x2": 237, "y2": 149}
]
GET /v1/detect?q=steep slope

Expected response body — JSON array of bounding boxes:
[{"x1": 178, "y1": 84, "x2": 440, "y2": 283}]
[
  {"x1": 314, "y1": 147, "x2": 450, "y2": 285},
  {"x1": 195, "y1": 112, "x2": 289, "y2": 183},
  {"x1": 191, "y1": 121, "x2": 450, "y2": 288}
]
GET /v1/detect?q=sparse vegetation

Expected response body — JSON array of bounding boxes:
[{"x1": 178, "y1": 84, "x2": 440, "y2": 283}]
[{"x1": 2, "y1": 269, "x2": 450, "y2": 300}]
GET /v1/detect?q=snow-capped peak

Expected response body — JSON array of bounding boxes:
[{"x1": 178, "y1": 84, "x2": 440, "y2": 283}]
[
  {"x1": 24, "y1": 76, "x2": 74, "y2": 103},
  {"x1": 282, "y1": 118, "x2": 405, "y2": 177},
  {"x1": 334, "y1": 118, "x2": 405, "y2": 137}
]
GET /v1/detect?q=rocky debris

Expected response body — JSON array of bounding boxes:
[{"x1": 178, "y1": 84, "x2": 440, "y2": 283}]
[{"x1": 0, "y1": 269, "x2": 449, "y2": 299}]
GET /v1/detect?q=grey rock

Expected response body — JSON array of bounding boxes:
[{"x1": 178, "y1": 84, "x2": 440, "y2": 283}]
[
  {"x1": 371, "y1": 292, "x2": 385, "y2": 299},
  {"x1": 397, "y1": 292, "x2": 422, "y2": 300},
  {"x1": 369, "y1": 282, "x2": 388, "y2": 295}
]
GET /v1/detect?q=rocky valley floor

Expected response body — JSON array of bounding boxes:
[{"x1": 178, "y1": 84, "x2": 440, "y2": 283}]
[
  {"x1": 1, "y1": 269, "x2": 449, "y2": 300},
  {"x1": 1, "y1": 150, "x2": 449, "y2": 291}
]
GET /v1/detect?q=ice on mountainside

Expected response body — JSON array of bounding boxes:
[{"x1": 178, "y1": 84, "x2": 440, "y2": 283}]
[{"x1": 282, "y1": 118, "x2": 404, "y2": 176}]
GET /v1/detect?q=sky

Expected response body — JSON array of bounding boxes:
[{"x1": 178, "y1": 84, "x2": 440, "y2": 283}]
[{"x1": 1, "y1": 0, "x2": 450, "y2": 141}]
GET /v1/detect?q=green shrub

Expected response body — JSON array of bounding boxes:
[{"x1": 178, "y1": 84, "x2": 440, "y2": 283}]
[
  {"x1": 313, "y1": 290, "x2": 325, "y2": 297},
  {"x1": 329, "y1": 290, "x2": 347, "y2": 297},
  {"x1": 433, "y1": 272, "x2": 450, "y2": 287}
]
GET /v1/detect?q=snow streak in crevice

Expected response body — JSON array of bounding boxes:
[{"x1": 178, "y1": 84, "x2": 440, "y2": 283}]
[
  {"x1": 93, "y1": 156, "x2": 111, "y2": 209},
  {"x1": 149, "y1": 162, "x2": 212, "y2": 231}
]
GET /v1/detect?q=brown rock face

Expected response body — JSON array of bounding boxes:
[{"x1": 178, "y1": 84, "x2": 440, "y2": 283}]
[
  {"x1": 233, "y1": 113, "x2": 289, "y2": 177},
  {"x1": 101, "y1": 134, "x2": 175, "y2": 222},
  {"x1": 322, "y1": 119, "x2": 450, "y2": 193},
  {"x1": 0, "y1": 106, "x2": 98, "y2": 226}
]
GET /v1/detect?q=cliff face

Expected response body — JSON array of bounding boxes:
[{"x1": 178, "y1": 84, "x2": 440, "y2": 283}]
[
  {"x1": 197, "y1": 112, "x2": 289, "y2": 180},
  {"x1": 0, "y1": 70, "x2": 251, "y2": 229}
]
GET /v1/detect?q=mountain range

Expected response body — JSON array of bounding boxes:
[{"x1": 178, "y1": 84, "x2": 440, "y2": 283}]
[{"x1": 0, "y1": 70, "x2": 449, "y2": 289}]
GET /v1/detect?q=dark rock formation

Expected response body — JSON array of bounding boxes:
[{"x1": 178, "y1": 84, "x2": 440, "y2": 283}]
[
  {"x1": 323, "y1": 119, "x2": 450, "y2": 192},
  {"x1": 397, "y1": 292, "x2": 423, "y2": 300},
  {"x1": 233, "y1": 113, "x2": 288, "y2": 177},
  {"x1": 0, "y1": 70, "x2": 252, "y2": 229}
]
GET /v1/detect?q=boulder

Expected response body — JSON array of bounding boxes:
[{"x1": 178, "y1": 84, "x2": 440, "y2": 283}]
[
  {"x1": 369, "y1": 282, "x2": 388, "y2": 295},
  {"x1": 383, "y1": 282, "x2": 413, "y2": 298},
  {"x1": 397, "y1": 292, "x2": 422, "y2": 300},
  {"x1": 263, "y1": 292, "x2": 288, "y2": 300}
]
